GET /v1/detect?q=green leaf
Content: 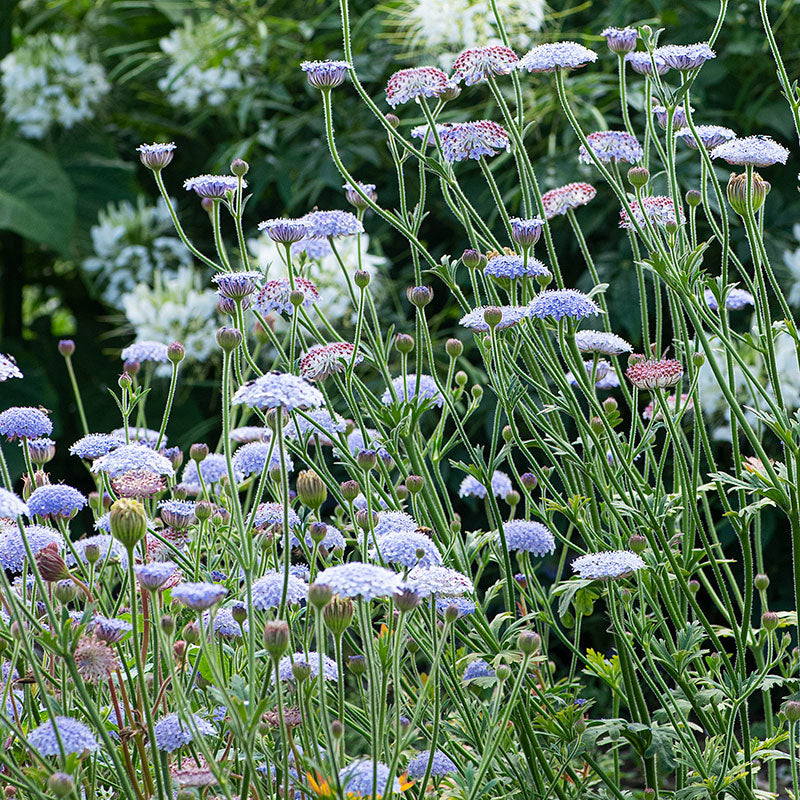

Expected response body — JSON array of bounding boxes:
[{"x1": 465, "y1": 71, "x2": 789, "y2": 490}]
[{"x1": 0, "y1": 138, "x2": 76, "y2": 254}]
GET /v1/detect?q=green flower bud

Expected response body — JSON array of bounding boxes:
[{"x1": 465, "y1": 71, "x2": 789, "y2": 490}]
[
  {"x1": 354, "y1": 270, "x2": 371, "y2": 288},
  {"x1": 47, "y1": 773, "x2": 75, "y2": 798},
  {"x1": 406, "y1": 475, "x2": 424, "y2": 494},
  {"x1": 230, "y1": 158, "x2": 249, "y2": 177},
  {"x1": 263, "y1": 620, "x2": 290, "y2": 659},
  {"x1": 686, "y1": 189, "x2": 702, "y2": 207},
  {"x1": 341, "y1": 480, "x2": 360, "y2": 502},
  {"x1": 308, "y1": 582, "x2": 334, "y2": 610},
  {"x1": 54, "y1": 579, "x2": 77, "y2": 604},
  {"x1": 297, "y1": 470, "x2": 327, "y2": 510},
  {"x1": 727, "y1": 171, "x2": 770, "y2": 216},
  {"x1": 323, "y1": 597, "x2": 354, "y2": 637},
  {"x1": 754, "y1": 573, "x2": 770, "y2": 591},
  {"x1": 216, "y1": 326, "x2": 243, "y2": 352},
  {"x1": 395, "y1": 334, "x2": 414, "y2": 354},
  {"x1": 109, "y1": 498, "x2": 148, "y2": 551},
  {"x1": 446, "y1": 338, "x2": 463, "y2": 358},
  {"x1": 628, "y1": 167, "x2": 650, "y2": 188}
]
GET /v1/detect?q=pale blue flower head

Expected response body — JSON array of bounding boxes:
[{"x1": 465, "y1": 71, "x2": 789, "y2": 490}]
[
  {"x1": 500, "y1": 520, "x2": 556, "y2": 555},
  {"x1": 574, "y1": 330, "x2": 632, "y2": 355},
  {"x1": 458, "y1": 470, "x2": 513, "y2": 499},
  {"x1": 300, "y1": 60, "x2": 351, "y2": 89},
  {"x1": 28, "y1": 716, "x2": 98, "y2": 757},
  {"x1": 601, "y1": 27, "x2": 638, "y2": 54},
  {"x1": 301, "y1": 209, "x2": 363, "y2": 238},
  {"x1": 654, "y1": 42, "x2": 715, "y2": 71},
  {"x1": 171, "y1": 581, "x2": 227, "y2": 610},
  {"x1": 405, "y1": 566, "x2": 474, "y2": 597},
  {"x1": 459, "y1": 305, "x2": 528, "y2": 332},
  {"x1": 153, "y1": 713, "x2": 216, "y2": 752},
  {"x1": 232, "y1": 372, "x2": 324, "y2": 411},
  {"x1": 571, "y1": 549, "x2": 645, "y2": 579},
  {"x1": 371, "y1": 530, "x2": 443, "y2": 568},
  {"x1": 253, "y1": 501, "x2": 301, "y2": 529},
  {"x1": 252, "y1": 570, "x2": 308, "y2": 610},
  {"x1": 315, "y1": 562, "x2": 404, "y2": 601},
  {"x1": 27, "y1": 485, "x2": 87, "y2": 519},
  {"x1": 91, "y1": 443, "x2": 174, "y2": 478},
  {"x1": 485, "y1": 255, "x2": 549, "y2": 281},
  {"x1": 710, "y1": 135, "x2": 790, "y2": 167},
  {"x1": 70, "y1": 433, "x2": 124, "y2": 460},
  {"x1": 675, "y1": 125, "x2": 735, "y2": 150},
  {"x1": 183, "y1": 175, "x2": 243, "y2": 198},
  {"x1": 439, "y1": 121, "x2": 510, "y2": 162},
  {"x1": 339, "y1": 760, "x2": 402, "y2": 798},
  {"x1": 278, "y1": 651, "x2": 338, "y2": 681},
  {"x1": 0, "y1": 406, "x2": 52, "y2": 440},
  {"x1": 517, "y1": 42, "x2": 598, "y2": 72},
  {"x1": 233, "y1": 441, "x2": 293, "y2": 477},
  {"x1": 135, "y1": 561, "x2": 179, "y2": 591},
  {"x1": 624, "y1": 52, "x2": 669, "y2": 76},
  {"x1": 0, "y1": 353, "x2": 22, "y2": 381},
  {"x1": 704, "y1": 287, "x2": 755, "y2": 311},
  {"x1": 579, "y1": 131, "x2": 643, "y2": 165},
  {"x1": 381, "y1": 374, "x2": 444, "y2": 407},
  {"x1": 528, "y1": 290, "x2": 601, "y2": 322},
  {"x1": 68, "y1": 534, "x2": 128, "y2": 569},
  {"x1": 120, "y1": 340, "x2": 169, "y2": 363},
  {"x1": 0, "y1": 524, "x2": 62, "y2": 572},
  {"x1": 463, "y1": 658, "x2": 495, "y2": 681},
  {"x1": 0, "y1": 488, "x2": 29, "y2": 519},
  {"x1": 407, "y1": 750, "x2": 457, "y2": 780}
]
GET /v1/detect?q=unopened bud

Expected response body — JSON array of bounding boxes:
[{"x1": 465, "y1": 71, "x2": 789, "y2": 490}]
[
  {"x1": 54, "y1": 580, "x2": 77, "y2": 604},
  {"x1": 297, "y1": 470, "x2": 327, "y2": 510},
  {"x1": 190, "y1": 443, "x2": 209, "y2": 463},
  {"x1": 407, "y1": 285, "x2": 433, "y2": 308},
  {"x1": 309, "y1": 582, "x2": 334, "y2": 609},
  {"x1": 629, "y1": 534, "x2": 647, "y2": 554},
  {"x1": 462, "y1": 249, "x2": 482, "y2": 269},
  {"x1": 167, "y1": 342, "x2": 185, "y2": 364},
  {"x1": 323, "y1": 596, "x2": 354, "y2": 637},
  {"x1": 340, "y1": 480, "x2": 360, "y2": 502},
  {"x1": 354, "y1": 270, "x2": 370, "y2": 288},
  {"x1": 518, "y1": 631, "x2": 540, "y2": 655},
  {"x1": 483, "y1": 306, "x2": 503, "y2": 328},
  {"x1": 347, "y1": 655, "x2": 367, "y2": 675},
  {"x1": 109, "y1": 498, "x2": 147, "y2": 551},
  {"x1": 406, "y1": 475, "x2": 424, "y2": 494},
  {"x1": 628, "y1": 167, "x2": 650, "y2": 188},
  {"x1": 47, "y1": 773, "x2": 75, "y2": 798},
  {"x1": 263, "y1": 620, "x2": 290, "y2": 658},
  {"x1": 754, "y1": 573, "x2": 770, "y2": 591},
  {"x1": 230, "y1": 158, "x2": 249, "y2": 177},
  {"x1": 385, "y1": 113, "x2": 400, "y2": 129},
  {"x1": 762, "y1": 611, "x2": 779, "y2": 632},
  {"x1": 216, "y1": 326, "x2": 243, "y2": 352},
  {"x1": 520, "y1": 472, "x2": 538, "y2": 491},
  {"x1": 686, "y1": 189, "x2": 702, "y2": 207},
  {"x1": 57, "y1": 339, "x2": 75, "y2": 357},
  {"x1": 357, "y1": 449, "x2": 378, "y2": 471}
]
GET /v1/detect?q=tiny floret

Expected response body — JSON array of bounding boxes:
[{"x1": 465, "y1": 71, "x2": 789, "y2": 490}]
[
  {"x1": 0, "y1": 406, "x2": 52, "y2": 440},
  {"x1": 528, "y1": 290, "x2": 601, "y2": 322},
  {"x1": 451, "y1": 45, "x2": 518, "y2": 85},
  {"x1": 579, "y1": 131, "x2": 643, "y2": 165},
  {"x1": 571, "y1": 549, "x2": 645, "y2": 579},
  {"x1": 710, "y1": 136, "x2": 790, "y2": 167},
  {"x1": 517, "y1": 42, "x2": 598, "y2": 72},
  {"x1": 500, "y1": 520, "x2": 556, "y2": 555}
]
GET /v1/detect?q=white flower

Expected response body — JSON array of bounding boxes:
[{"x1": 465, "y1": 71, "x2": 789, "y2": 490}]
[
  {"x1": 82, "y1": 197, "x2": 192, "y2": 305},
  {"x1": 248, "y1": 233, "x2": 387, "y2": 326},
  {"x1": 0, "y1": 33, "x2": 109, "y2": 139},
  {"x1": 158, "y1": 16, "x2": 262, "y2": 112},
  {"x1": 120, "y1": 267, "x2": 218, "y2": 371}
]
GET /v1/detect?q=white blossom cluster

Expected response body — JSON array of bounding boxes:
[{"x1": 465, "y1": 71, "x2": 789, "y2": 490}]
[
  {"x1": 158, "y1": 16, "x2": 262, "y2": 112},
  {"x1": 0, "y1": 33, "x2": 109, "y2": 139},
  {"x1": 121, "y1": 267, "x2": 219, "y2": 371},
  {"x1": 82, "y1": 198, "x2": 193, "y2": 306},
  {"x1": 388, "y1": 0, "x2": 546, "y2": 68}
]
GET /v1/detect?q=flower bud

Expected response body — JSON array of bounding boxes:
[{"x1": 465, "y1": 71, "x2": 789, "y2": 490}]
[
  {"x1": 514, "y1": 573, "x2": 528, "y2": 589},
  {"x1": 394, "y1": 588, "x2": 422, "y2": 612},
  {"x1": 47, "y1": 773, "x2": 75, "y2": 798},
  {"x1": 692, "y1": 352, "x2": 706, "y2": 367},
  {"x1": 109, "y1": 498, "x2": 148, "y2": 551},
  {"x1": 785, "y1": 701, "x2": 800, "y2": 723},
  {"x1": 297, "y1": 470, "x2": 327, "y2": 510},
  {"x1": 34, "y1": 544, "x2": 70, "y2": 582},
  {"x1": 385, "y1": 113, "x2": 400, "y2": 129},
  {"x1": 505, "y1": 490, "x2": 520, "y2": 507},
  {"x1": 483, "y1": 306, "x2": 503, "y2": 328},
  {"x1": 395, "y1": 334, "x2": 414, "y2": 354},
  {"x1": 461, "y1": 249, "x2": 482, "y2": 269},
  {"x1": 441, "y1": 83, "x2": 461, "y2": 101},
  {"x1": 354, "y1": 270, "x2": 371, "y2": 288},
  {"x1": 173, "y1": 640, "x2": 187, "y2": 661},
  {"x1": 443, "y1": 604, "x2": 460, "y2": 624},
  {"x1": 190, "y1": 443, "x2": 209, "y2": 463},
  {"x1": 356, "y1": 449, "x2": 378, "y2": 471},
  {"x1": 406, "y1": 637, "x2": 419, "y2": 654},
  {"x1": 216, "y1": 326, "x2": 243, "y2": 352},
  {"x1": 54, "y1": 579, "x2": 77, "y2": 604},
  {"x1": 406, "y1": 475, "x2": 423, "y2": 494},
  {"x1": 347, "y1": 655, "x2": 367, "y2": 675},
  {"x1": 495, "y1": 664, "x2": 511, "y2": 680},
  {"x1": 727, "y1": 171, "x2": 770, "y2": 216},
  {"x1": 754, "y1": 573, "x2": 769, "y2": 591},
  {"x1": 331, "y1": 719, "x2": 344, "y2": 738},
  {"x1": 454, "y1": 370, "x2": 467, "y2": 388},
  {"x1": 627, "y1": 167, "x2": 650, "y2": 188},
  {"x1": 183, "y1": 622, "x2": 200, "y2": 645},
  {"x1": 518, "y1": 631, "x2": 540, "y2": 655},
  {"x1": 687, "y1": 579, "x2": 700, "y2": 594},
  {"x1": 629, "y1": 534, "x2": 647, "y2": 554},
  {"x1": 254, "y1": 319, "x2": 274, "y2": 343},
  {"x1": 340, "y1": 480, "x2": 360, "y2": 502},
  {"x1": 686, "y1": 189, "x2": 702, "y2": 207},
  {"x1": 471, "y1": 384, "x2": 483, "y2": 401},
  {"x1": 323, "y1": 596, "x2": 355, "y2": 637},
  {"x1": 603, "y1": 397, "x2": 618, "y2": 414},
  {"x1": 118, "y1": 373, "x2": 132, "y2": 391},
  {"x1": 289, "y1": 290, "x2": 305, "y2": 308},
  {"x1": 57, "y1": 339, "x2": 75, "y2": 357},
  {"x1": 84, "y1": 542, "x2": 101, "y2": 564},
  {"x1": 520, "y1": 472, "x2": 538, "y2": 491},
  {"x1": 123, "y1": 359, "x2": 140, "y2": 377},
  {"x1": 355, "y1": 509, "x2": 377, "y2": 530},
  {"x1": 161, "y1": 615, "x2": 175, "y2": 636},
  {"x1": 196, "y1": 500, "x2": 213, "y2": 521},
  {"x1": 762, "y1": 611, "x2": 779, "y2": 632},
  {"x1": 445, "y1": 338, "x2": 463, "y2": 359},
  {"x1": 263, "y1": 620, "x2": 290, "y2": 659},
  {"x1": 230, "y1": 158, "x2": 249, "y2": 177},
  {"x1": 309, "y1": 582, "x2": 334, "y2": 609},
  {"x1": 167, "y1": 342, "x2": 185, "y2": 364},
  {"x1": 407, "y1": 285, "x2": 433, "y2": 308}
]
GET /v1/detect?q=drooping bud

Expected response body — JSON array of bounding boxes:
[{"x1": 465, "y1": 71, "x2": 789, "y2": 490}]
[
  {"x1": 109, "y1": 498, "x2": 148, "y2": 551},
  {"x1": 34, "y1": 544, "x2": 70, "y2": 582}
]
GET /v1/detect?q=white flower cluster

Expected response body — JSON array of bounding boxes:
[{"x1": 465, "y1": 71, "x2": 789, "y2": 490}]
[
  {"x1": 248, "y1": 234, "x2": 387, "y2": 326},
  {"x1": 158, "y1": 16, "x2": 261, "y2": 112},
  {"x1": 82, "y1": 198, "x2": 193, "y2": 306},
  {"x1": 0, "y1": 34, "x2": 109, "y2": 139},
  {"x1": 121, "y1": 267, "x2": 219, "y2": 371},
  {"x1": 389, "y1": 0, "x2": 546, "y2": 68}
]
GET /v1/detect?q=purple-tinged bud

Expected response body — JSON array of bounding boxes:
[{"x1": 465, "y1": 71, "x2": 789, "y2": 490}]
[
  {"x1": 190, "y1": 443, "x2": 209, "y2": 463},
  {"x1": 196, "y1": 500, "x2": 213, "y2": 521},
  {"x1": 518, "y1": 631, "x2": 540, "y2": 655},
  {"x1": 216, "y1": 326, "x2": 243, "y2": 352},
  {"x1": 688, "y1": 579, "x2": 700, "y2": 594},
  {"x1": 54, "y1": 579, "x2": 77, "y2": 604},
  {"x1": 461, "y1": 248, "x2": 482, "y2": 269},
  {"x1": 728, "y1": 171, "x2": 770, "y2": 216},
  {"x1": 385, "y1": 113, "x2": 400, "y2": 129},
  {"x1": 167, "y1": 342, "x2": 185, "y2": 364},
  {"x1": 230, "y1": 158, "x2": 249, "y2": 177},
  {"x1": 785, "y1": 701, "x2": 800, "y2": 723},
  {"x1": 396, "y1": 334, "x2": 414, "y2": 354},
  {"x1": 58, "y1": 339, "x2": 75, "y2": 357},
  {"x1": 340, "y1": 480, "x2": 360, "y2": 501},
  {"x1": 483, "y1": 306, "x2": 503, "y2": 328},
  {"x1": 455, "y1": 371, "x2": 468, "y2": 387},
  {"x1": 161, "y1": 615, "x2": 175, "y2": 636},
  {"x1": 355, "y1": 509, "x2": 377, "y2": 530},
  {"x1": 406, "y1": 475, "x2": 424, "y2": 494},
  {"x1": 628, "y1": 166, "x2": 650, "y2": 188},
  {"x1": 309, "y1": 582, "x2": 334, "y2": 609},
  {"x1": 520, "y1": 472, "x2": 538, "y2": 491},
  {"x1": 354, "y1": 269, "x2": 371, "y2": 288},
  {"x1": 395, "y1": 484, "x2": 408, "y2": 501},
  {"x1": 514, "y1": 573, "x2": 528, "y2": 589},
  {"x1": 323, "y1": 596, "x2": 354, "y2": 637},
  {"x1": 47, "y1": 773, "x2": 75, "y2": 798},
  {"x1": 762, "y1": 611, "x2": 779, "y2": 631},
  {"x1": 123, "y1": 358, "x2": 139, "y2": 377},
  {"x1": 394, "y1": 588, "x2": 422, "y2": 612},
  {"x1": 357, "y1": 449, "x2": 378, "y2": 471},
  {"x1": 754, "y1": 573, "x2": 769, "y2": 591},
  {"x1": 84, "y1": 542, "x2": 101, "y2": 564},
  {"x1": 347, "y1": 655, "x2": 367, "y2": 675},
  {"x1": 34, "y1": 544, "x2": 70, "y2": 582},
  {"x1": 297, "y1": 470, "x2": 327, "y2": 509},
  {"x1": 263, "y1": 620, "x2": 290, "y2": 658},
  {"x1": 446, "y1": 338, "x2": 463, "y2": 358},
  {"x1": 443, "y1": 604, "x2": 460, "y2": 624},
  {"x1": 109, "y1": 498, "x2": 147, "y2": 551},
  {"x1": 407, "y1": 285, "x2": 433, "y2": 308}
]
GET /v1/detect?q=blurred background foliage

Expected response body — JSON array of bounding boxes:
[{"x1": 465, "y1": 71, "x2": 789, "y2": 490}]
[{"x1": 0, "y1": 0, "x2": 798, "y2": 591}]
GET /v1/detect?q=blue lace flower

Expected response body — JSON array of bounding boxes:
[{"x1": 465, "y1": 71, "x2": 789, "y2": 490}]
[
  {"x1": 91, "y1": 443, "x2": 174, "y2": 478},
  {"x1": 405, "y1": 566, "x2": 474, "y2": 597},
  {"x1": 565, "y1": 360, "x2": 612, "y2": 388},
  {"x1": 315, "y1": 562, "x2": 404, "y2": 601},
  {"x1": 28, "y1": 716, "x2": 98, "y2": 757},
  {"x1": 500, "y1": 520, "x2": 556, "y2": 555},
  {"x1": 257, "y1": 218, "x2": 309, "y2": 244},
  {"x1": 153, "y1": 713, "x2": 216, "y2": 752},
  {"x1": 485, "y1": 254, "x2": 549, "y2": 280},
  {"x1": 292, "y1": 238, "x2": 333, "y2": 260},
  {"x1": 624, "y1": 52, "x2": 669, "y2": 76},
  {"x1": 0, "y1": 488, "x2": 28, "y2": 519},
  {"x1": 459, "y1": 305, "x2": 528, "y2": 332},
  {"x1": 171, "y1": 581, "x2": 227, "y2": 611},
  {"x1": 90, "y1": 615, "x2": 133, "y2": 643},
  {"x1": 517, "y1": 42, "x2": 598, "y2": 72},
  {"x1": 285, "y1": 409, "x2": 347, "y2": 445},
  {"x1": 69, "y1": 433, "x2": 125, "y2": 459},
  {"x1": 0, "y1": 353, "x2": 22, "y2": 381},
  {"x1": 600, "y1": 27, "x2": 638, "y2": 54},
  {"x1": 675, "y1": 125, "x2": 735, "y2": 150},
  {"x1": 574, "y1": 330, "x2": 632, "y2": 355},
  {"x1": 458, "y1": 470, "x2": 513, "y2": 499},
  {"x1": 528, "y1": 290, "x2": 601, "y2": 322},
  {"x1": 68, "y1": 534, "x2": 128, "y2": 569},
  {"x1": 120, "y1": 340, "x2": 169, "y2": 363},
  {"x1": 27, "y1": 485, "x2": 87, "y2": 519},
  {"x1": 203, "y1": 606, "x2": 248, "y2": 637},
  {"x1": 158, "y1": 499, "x2": 197, "y2": 529},
  {"x1": 278, "y1": 652, "x2": 338, "y2": 681},
  {"x1": 451, "y1": 45, "x2": 518, "y2": 85},
  {"x1": 233, "y1": 441, "x2": 293, "y2": 477},
  {"x1": 435, "y1": 596, "x2": 476, "y2": 618},
  {"x1": 253, "y1": 502, "x2": 301, "y2": 529},
  {"x1": 230, "y1": 425, "x2": 270, "y2": 444},
  {"x1": 373, "y1": 511, "x2": 418, "y2": 538},
  {"x1": 0, "y1": 524, "x2": 63, "y2": 572},
  {"x1": 571, "y1": 549, "x2": 645, "y2": 579},
  {"x1": 339, "y1": 760, "x2": 402, "y2": 798},
  {"x1": 252, "y1": 570, "x2": 308, "y2": 610},
  {"x1": 654, "y1": 43, "x2": 715, "y2": 70},
  {"x1": 579, "y1": 131, "x2": 643, "y2": 165},
  {"x1": 386, "y1": 66, "x2": 449, "y2": 106},
  {"x1": 26, "y1": 437, "x2": 55, "y2": 464},
  {"x1": 232, "y1": 372, "x2": 324, "y2": 411},
  {"x1": 710, "y1": 136, "x2": 790, "y2": 167},
  {"x1": 136, "y1": 142, "x2": 176, "y2": 170},
  {"x1": 345, "y1": 428, "x2": 390, "y2": 461},
  {"x1": 300, "y1": 60, "x2": 350, "y2": 89},
  {"x1": 704, "y1": 288, "x2": 754, "y2": 311},
  {"x1": 439, "y1": 121, "x2": 510, "y2": 162},
  {"x1": 0, "y1": 406, "x2": 52, "y2": 440},
  {"x1": 371, "y1": 531, "x2": 443, "y2": 568},
  {"x1": 300, "y1": 209, "x2": 364, "y2": 238},
  {"x1": 289, "y1": 523, "x2": 345, "y2": 550},
  {"x1": 181, "y1": 454, "x2": 237, "y2": 491},
  {"x1": 183, "y1": 175, "x2": 243, "y2": 198},
  {"x1": 381, "y1": 374, "x2": 444, "y2": 407},
  {"x1": 509, "y1": 217, "x2": 545, "y2": 247},
  {"x1": 407, "y1": 750, "x2": 457, "y2": 780},
  {"x1": 212, "y1": 271, "x2": 262, "y2": 301},
  {"x1": 463, "y1": 658, "x2": 495, "y2": 681},
  {"x1": 135, "y1": 561, "x2": 179, "y2": 591}
]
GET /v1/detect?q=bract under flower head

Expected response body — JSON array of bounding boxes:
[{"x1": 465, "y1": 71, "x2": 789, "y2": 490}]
[
  {"x1": 675, "y1": 125, "x2": 736, "y2": 150},
  {"x1": 386, "y1": 66, "x2": 449, "y2": 106},
  {"x1": 171, "y1": 581, "x2": 227, "y2": 610},
  {"x1": 710, "y1": 136, "x2": 790, "y2": 167},
  {"x1": 703, "y1": 287, "x2": 755, "y2": 311},
  {"x1": 121, "y1": 340, "x2": 169, "y2": 363},
  {"x1": 300, "y1": 342, "x2": 361, "y2": 381},
  {"x1": 500, "y1": 520, "x2": 555, "y2": 555},
  {"x1": 0, "y1": 353, "x2": 22, "y2": 381},
  {"x1": 451, "y1": 45, "x2": 518, "y2": 85},
  {"x1": 0, "y1": 487, "x2": 29, "y2": 519},
  {"x1": 0, "y1": 406, "x2": 52, "y2": 440},
  {"x1": 301, "y1": 209, "x2": 364, "y2": 238},
  {"x1": 625, "y1": 357, "x2": 683, "y2": 390},
  {"x1": 654, "y1": 43, "x2": 715, "y2": 71},
  {"x1": 27, "y1": 484, "x2": 87, "y2": 519},
  {"x1": 381, "y1": 374, "x2": 443, "y2": 407},
  {"x1": 541, "y1": 182, "x2": 597, "y2": 219},
  {"x1": 252, "y1": 570, "x2": 309, "y2": 609},
  {"x1": 459, "y1": 470, "x2": 513, "y2": 499},
  {"x1": 154, "y1": 713, "x2": 216, "y2": 752},
  {"x1": 256, "y1": 276, "x2": 320, "y2": 315},
  {"x1": 574, "y1": 330, "x2": 632, "y2": 355},
  {"x1": 517, "y1": 42, "x2": 598, "y2": 72},
  {"x1": 439, "y1": 120, "x2": 510, "y2": 162},
  {"x1": 485, "y1": 254, "x2": 549, "y2": 280},
  {"x1": 315, "y1": 562, "x2": 404, "y2": 601},
  {"x1": 624, "y1": 52, "x2": 669, "y2": 76},
  {"x1": 572, "y1": 549, "x2": 645, "y2": 579},
  {"x1": 528, "y1": 289, "x2": 601, "y2": 321},
  {"x1": 619, "y1": 196, "x2": 685, "y2": 230},
  {"x1": 406, "y1": 565, "x2": 474, "y2": 597},
  {"x1": 28, "y1": 716, "x2": 98, "y2": 757},
  {"x1": 301, "y1": 59, "x2": 350, "y2": 89},
  {"x1": 460, "y1": 305, "x2": 528, "y2": 332},
  {"x1": 91, "y1": 443, "x2": 174, "y2": 478},
  {"x1": 183, "y1": 174, "x2": 243, "y2": 198},
  {"x1": 232, "y1": 371, "x2": 324, "y2": 411},
  {"x1": 579, "y1": 131, "x2": 643, "y2": 165}
]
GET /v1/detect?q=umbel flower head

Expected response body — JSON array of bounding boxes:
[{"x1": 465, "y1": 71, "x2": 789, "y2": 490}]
[
  {"x1": 485, "y1": 254, "x2": 549, "y2": 280},
  {"x1": 278, "y1": 652, "x2": 338, "y2": 681},
  {"x1": 704, "y1": 287, "x2": 755, "y2": 311},
  {"x1": 528, "y1": 289, "x2": 601, "y2": 322},
  {"x1": 625, "y1": 357, "x2": 683, "y2": 390},
  {"x1": 459, "y1": 470, "x2": 513, "y2": 499},
  {"x1": 373, "y1": 510, "x2": 418, "y2": 538},
  {"x1": 451, "y1": 45, "x2": 518, "y2": 85},
  {"x1": 251, "y1": 570, "x2": 309, "y2": 610},
  {"x1": 370, "y1": 530, "x2": 443, "y2": 568},
  {"x1": 0, "y1": 524, "x2": 62, "y2": 572},
  {"x1": 386, "y1": 66, "x2": 449, "y2": 106},
  {"x1": 601, "y1": 27, "x2": 638, "y2": 54},
  {"x1": 624, "y1": 52, "x2": 669, "y2": 76},
  {"x1": 256, "y1": 276, "x2": 320, "y2": 315},
  {"x1": 258, "y1": 218, "x2": 309, "y2": 244},
  {"x1": 619, "y1": 196, "x2": 685, "y2": 230},
  {"x1": 500, "y1": 520, "x2": 556, "y2": 555},
  {"x1": 183, "y1": 174, "x2": 243, "y2": 199},
  {"x1": 407, "y1": 749, "x2": 457, "y2": 780},
  {"x1": 136, "y1": 142, "x2": 176, "y2": 170},
  {"x1": 439, "y1": 121, "x2": 510, "y2": 163},
  {"x1": 0, "y1": 353, "x2": 23, "y2": 381},
  {"x1": 463, "y1": 658, "x2": 495, "y2": 681},
  {"x1": 574, "y1": 330, "x2": 632, "y2": 355},
  {"x1": 171, "y1": 581, "x2": 228, "y2": 610},
  {"x1": 120, "y1": 340, "x2": 169, "y2": 363},
  {"x1": 91, "y1": 443, "x2": 174, "y2": 478},
  {"x1": 517, "y1": 42, "x2": 598, "y2": 72},
  {"x1": 232, "y1": 441, "x2": 293, "y2": 477},
  {"x1": 675, "y1": 125, "x2": 736, "y2": 150},
  {"x1": 69, "y1": 433, "x2": 124, "y2": 459},
  {"x1": 315, "y1": 562, "x2": 404, "y2": 601},
  {"x1": 0, "y1": 487, "x2": 29, "y2": 519},
  {"x1": 28, "y1": 716, "x2": 99, "y2": 757},
  {"x1": 301, "y1": 209, "x2": 364, "y2": 238},
  {"x1": 654, "y1": 42, "x2": 715, "y2": 71},
  {"x1": 232, "y1": 371, "x2": 324, "y2": 411},
  {"x1": 301, "y1": 59, "x2": 351, "y2": 89},
  {"x1": 541, "y1": 182, "x2": 597, "y2": 219},
  {"x1": 571, "y1": 549, "x2": 646, "y2": 579},
  {"x1": 711, "y1": 136, "x2": 790, "y2": 168},
  {"x1": 300, "y1": 342, "x2": 361, "y2": 381},
  {"x1": 27, "y1": 484, "x2": 87, "y2": 520},
  {"x1": 405, "y1": 566, "x2": 474, "y2": 597},
  {"x1": 339, "y1": 759, "x2": 406, "y2": 798},
  {"x1": 579, "y1": 131, "x2": 643, "y2": 165},
  {"x1": 0, "y1": 406, "x2": 52, "y2": 440},
  {"x1": 460, "y1": 305, "x2": 528, "y2": 332},
  {"x1": 381, "y1": 374, "x2": 444, "y2": 407},
  {"x1": 154, "y1": 713, "x2": 216, "y2": 752}
]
